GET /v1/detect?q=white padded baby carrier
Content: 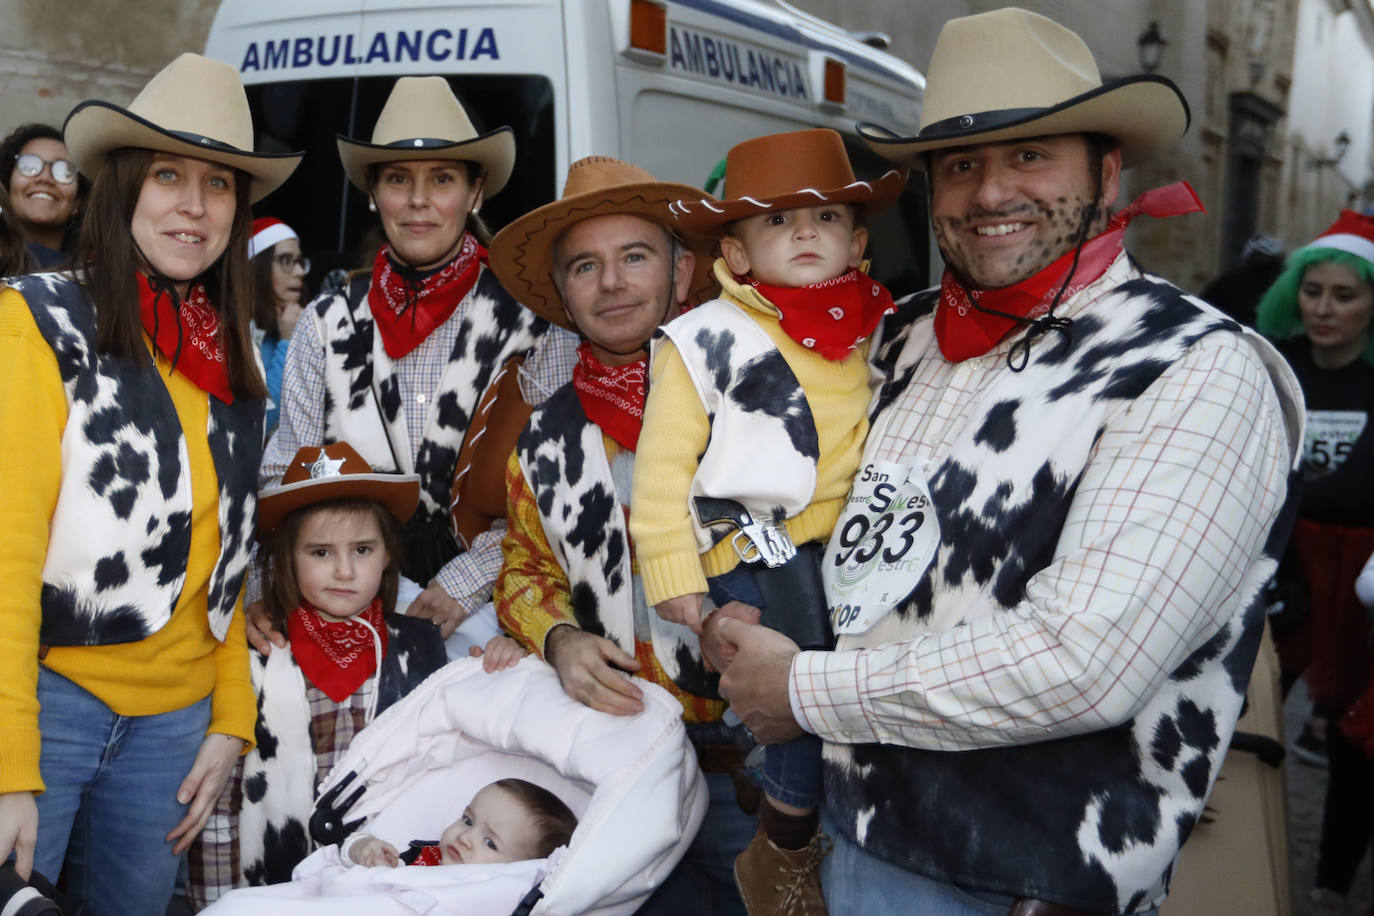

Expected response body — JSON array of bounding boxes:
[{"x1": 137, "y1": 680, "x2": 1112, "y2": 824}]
[{"x1": 203, "y1": 656, "x2": 707, "y2": 915}]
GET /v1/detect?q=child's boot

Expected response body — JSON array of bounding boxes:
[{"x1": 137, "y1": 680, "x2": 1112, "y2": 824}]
[{"x1": 733, "y1": 801, "x2": 830, "y2": 915}]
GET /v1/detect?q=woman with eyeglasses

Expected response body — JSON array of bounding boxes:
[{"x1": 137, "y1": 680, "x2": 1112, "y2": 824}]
[
  {"x1": 0, "y1": 123, "x2": 90, "y2": 267},
  {"x1": 248, "y1": 217, "x2": 310, "y2": 433}
]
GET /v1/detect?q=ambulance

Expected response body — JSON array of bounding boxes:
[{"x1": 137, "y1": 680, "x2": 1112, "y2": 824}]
[{"x1": 203, "y1": 0, "x2": 931, "y2": 292}]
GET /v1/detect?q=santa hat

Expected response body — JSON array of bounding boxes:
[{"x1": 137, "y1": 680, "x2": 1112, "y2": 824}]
[
  {"x1": 1297, "y1": 210, "x2": 1374, "y2": 266},
  {"x1": 248, "y1": 217, "x2": 298, "y2": 259}
]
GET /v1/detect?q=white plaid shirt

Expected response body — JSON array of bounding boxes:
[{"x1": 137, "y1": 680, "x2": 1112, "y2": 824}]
[{"x1": 790, "y1": 258, "x2": 1299, "y2": 751}]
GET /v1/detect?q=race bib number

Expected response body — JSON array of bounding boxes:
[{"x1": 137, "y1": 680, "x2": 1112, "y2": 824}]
[
  {"x1": 824, "y1": 460, "x2": 940, "y2": 635},
  {"x1": 1304, "y1": 410, "x2": 1366, "y2": 472}
]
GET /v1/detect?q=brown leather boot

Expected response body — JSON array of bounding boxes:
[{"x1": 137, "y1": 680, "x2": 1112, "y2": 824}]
[{"x1": 732, "y1": 821, "x2": 831, "y2": 915}]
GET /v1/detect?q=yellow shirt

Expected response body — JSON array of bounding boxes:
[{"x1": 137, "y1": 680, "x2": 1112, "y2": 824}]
[
  {"x1": 630, "y1": 269, "x2": 875, "y2": 606},
  {"x1": 0, "y1": 287, "x2": 255, "y2": 794}
]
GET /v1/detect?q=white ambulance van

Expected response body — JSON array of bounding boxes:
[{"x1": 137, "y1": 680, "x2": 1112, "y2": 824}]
[{"x1": 203, "y1": 0, "x2": 930, "y2": 293}]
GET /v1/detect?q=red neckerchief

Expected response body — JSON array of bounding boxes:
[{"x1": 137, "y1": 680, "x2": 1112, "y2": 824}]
[
  {"x1": 572, "y1": 341, "x2": 647, "y2": 452},
  {"x1": 367, "y1": 233, "x2": 486, "y2": 359},
  {"x1": 750, "y1": 268, "x2": 896, "y2": 361},
  {"x1": 934, "y1": 182, "x2": 1205, "y2": 362},
  {"x1": 286, "y1": 598, "x2": 388, "y2": 703},
  {"x1": 137, "y1": 273, "x2": 233, "y2": 403},
  {"x1": 409, "y1": 845, "x2": 443, "y2": 867}
]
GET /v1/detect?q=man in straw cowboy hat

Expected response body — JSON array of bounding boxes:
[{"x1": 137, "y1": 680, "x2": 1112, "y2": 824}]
[
  {"x1": 712, "y1": 9, "x2": 1304, "y2": 915},
  {"x1": 487, "y1": 156, "x2": 757, "y2": 915},
  {"x1": 249, "y1": 76, "x2": 576, "y2": 652}
]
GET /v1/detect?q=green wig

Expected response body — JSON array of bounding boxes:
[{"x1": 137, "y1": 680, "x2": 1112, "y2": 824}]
[{"x1": 1255, "y1": 246, "x2": 1374, "y2": 365}]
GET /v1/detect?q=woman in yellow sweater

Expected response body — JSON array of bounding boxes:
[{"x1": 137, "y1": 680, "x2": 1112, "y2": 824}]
[{"x1": 0, "y1": 54, "x2": 300, "y2": 914}]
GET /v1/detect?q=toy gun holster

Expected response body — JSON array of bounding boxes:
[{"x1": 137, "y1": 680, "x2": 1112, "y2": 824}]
[{"x1": 694, "y1": 497, "x2": 834, "y2": 651}]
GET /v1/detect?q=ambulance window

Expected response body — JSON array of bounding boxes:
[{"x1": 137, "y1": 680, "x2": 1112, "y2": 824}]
[
  {"x1": 844, "y1": 141, "x2": 929, "y2": 300},
  {"x1": 244, "y1": 75, "x2": 555, "y2": 275}
]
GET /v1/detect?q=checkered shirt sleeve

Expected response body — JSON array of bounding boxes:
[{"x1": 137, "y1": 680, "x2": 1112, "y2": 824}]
[{"x1": 791, "y1": 333, "x2": 1294, "y2": 750}]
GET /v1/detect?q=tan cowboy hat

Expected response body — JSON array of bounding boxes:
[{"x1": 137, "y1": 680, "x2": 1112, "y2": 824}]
[
  {"x1": 858, "y1": 8, "x2": 1190, "y2": 170},
  {"x1": 64, "y1": 53, "x2": 302, "y2": 203},
  {"x1": 257, "y1": 442, "x2": 420, "y2": 539},
  {"x1": 670, "y1": 129, "x2": 906, "y2": 237},
  {"x1": 488, "y1": 156, "x2": 718, "y2": 328},
  {"x1": 337, "y1": 76, "x2": 515, "y2": 196}
]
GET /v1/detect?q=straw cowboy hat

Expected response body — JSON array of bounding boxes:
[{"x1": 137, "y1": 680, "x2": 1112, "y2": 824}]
[
  {"x1": 858, "y1": 8, "x2": 1190, "y2": 170},
  {"x1": 670, "y1": 129, "x2": 906, "y2": 237},
  {"x1": 258, "y1": 442, "x2": 420, "y2": 538},
  {"x1": 337, "y1": 77, "x2": 515, "y2": 196},
  {"x1": 488, "y1": 156, "x2": 717, "y2": 328},
  {"x1": 64, "y1": 53, "x2": 302, "y2": 203}
]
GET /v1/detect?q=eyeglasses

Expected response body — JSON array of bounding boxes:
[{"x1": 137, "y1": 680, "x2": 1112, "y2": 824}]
[
  {"x1": 14, "y1": 153, "x2": 77, "y2": 185},
  {"x1": 274, "y1": 253, "x2": 311, "y2": 273}
]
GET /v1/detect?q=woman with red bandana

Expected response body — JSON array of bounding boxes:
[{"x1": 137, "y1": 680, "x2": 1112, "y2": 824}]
[
  {"x1": 0, "y1": 54, "x2": 301, "y2": 914},
  {"x1": 251, "y1": 76, "x2": 574, "y2": 649}
]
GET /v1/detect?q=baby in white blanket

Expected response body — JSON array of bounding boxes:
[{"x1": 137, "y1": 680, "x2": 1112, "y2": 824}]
[{"x1": 345, "y1": 779, "x2": 577, "y2": 869}]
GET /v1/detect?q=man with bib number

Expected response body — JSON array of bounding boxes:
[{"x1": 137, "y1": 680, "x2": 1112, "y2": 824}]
[{"x1": 712, "y1": 9, "x2": 1305, "y2": 915}]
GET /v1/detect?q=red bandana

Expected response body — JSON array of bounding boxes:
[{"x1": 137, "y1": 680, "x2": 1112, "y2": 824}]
[
  {"x1": 572, "y1": 341, "x2": 647, "y2": 452},
  {"x1": 750, "y1": 269, "x2": 896, "y2": 361},
  {"x1": 367, "y1": 234, "x2": 486, "y2": 359},
  {"x1": 286, "y1": 598, "x2": 389, "y2": 703},
  {"x1": 137, "y1": 273, "x2": 233, "y2": 403},
  {"x1": 410, "y1": 845, "x2": 443, "y2": 867},
  {"x1": 934, "y1": 182, "x2": 1205, "y2": 362}
]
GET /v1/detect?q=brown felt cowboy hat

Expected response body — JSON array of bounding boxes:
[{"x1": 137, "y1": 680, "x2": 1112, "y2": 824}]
[
  {"x1": 857, "y1": 8, "x2": 1190, "y2": 170},
  {"x1": 337, "y1": 76, "x2": 515, "y2": 196},
  {"x1": 64, "y1": 53, "x2": 303, "y2": 203},
  {"x1": 257, "y1": 442, "x2": 420, "y2": 539},
  {"x1": 488, "y1": 156, "x2": 717, "y2": 329},
  {"x1": 670, "y1": 129, "x2": 907, "y2": 237}
]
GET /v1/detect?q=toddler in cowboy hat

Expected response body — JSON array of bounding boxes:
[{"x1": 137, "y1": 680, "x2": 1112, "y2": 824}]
[{"x1": 629, "y1": 127, "x2": 905, "y2": 914}]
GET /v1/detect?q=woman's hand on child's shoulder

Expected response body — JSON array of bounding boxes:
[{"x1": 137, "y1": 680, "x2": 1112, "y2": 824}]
[
  {"x1": 349, "y1": 834, "x2": 401, "y2": 868},
  {"x1": 471, "y1": 635, "x2": 529, "y2": 673}
]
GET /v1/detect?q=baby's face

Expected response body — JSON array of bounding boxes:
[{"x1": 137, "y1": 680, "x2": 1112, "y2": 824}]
[
  {"x1": 721, "y1": 203, "x2": 866, "y2": 288},
  {"x1": 438, "y1": 784, "x2": 542, "y2": 865}
]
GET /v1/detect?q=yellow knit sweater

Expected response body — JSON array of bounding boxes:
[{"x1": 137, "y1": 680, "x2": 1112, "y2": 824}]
[
  {"x1": 0, "y1": 287, "x2": 255, "y2": 795},
  {"x1": 630, "y1": 262, "x2": 874, "y2": 606}
]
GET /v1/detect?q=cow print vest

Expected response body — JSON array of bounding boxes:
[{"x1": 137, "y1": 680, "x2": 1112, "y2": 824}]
[
  {"x1": 310, "y1": 266, "x2": 547, "y2": 581},
  {"x1": 14, "y1": 273, "x2": 262, "y2": 645},
  {"x1": 825, "y1": 264, "x2": 1305, "y2": 913},
  {"x1": 518, "y1": 385, "x2": 718, "y2": 696}
]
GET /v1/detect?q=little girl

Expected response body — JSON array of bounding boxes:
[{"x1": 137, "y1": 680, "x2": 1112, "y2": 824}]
[
  {"x1": 345, "y1": 778, "x2": 578, "y2": 868},
  {"x1": 188, "y1": 442, "x2": 526, "y2": 908}
]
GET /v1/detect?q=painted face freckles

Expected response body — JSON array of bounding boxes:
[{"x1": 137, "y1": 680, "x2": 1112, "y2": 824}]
[
  {"x1": 555, "y1": 213, "x2": 691, "y2": 365},
  {"x1": 929, "y1": 135, "x2": 1120, "y2": 290},
  {"x1": 1297, "y1": 260, "x2": 1374, "y2": 366},
  {"x1": 721, "y1": 204, "x2": 866, "y2": 288},
  {"x1": 292, "y1": 508, "x2": 390, "y2": 622},
  {"x1": 270, "y1": 237, "x2": 305, "y2": 311},
  {"x1": 373, "y1": 160, "x2": 483, "y2": 269},
  {"x1": 130, "y1": 155, "x2": 238, "y2": 296},
  {"x1": 440, "y1": 784, "x2": 545, "y2": 865},
  {"x1": 9, "y1": 137, "x2": 79, "y2": 234}
]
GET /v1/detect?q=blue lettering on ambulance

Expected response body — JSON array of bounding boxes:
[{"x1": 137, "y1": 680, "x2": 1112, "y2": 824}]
[
  {"x1": 238, "y1": 27, "x2": 500, "y2": 72},
  {"x1": 667, "y1": 26, "x2": 806, "y2": 100}
]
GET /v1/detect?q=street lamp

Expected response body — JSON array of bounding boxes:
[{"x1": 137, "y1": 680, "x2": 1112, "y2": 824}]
[
  {"x1": 1309, "y1": 130, "x2": 1352, "y2": 169},
  {"x1": 1137, "y1": 22, "x2": 1167, "y2": 73}
]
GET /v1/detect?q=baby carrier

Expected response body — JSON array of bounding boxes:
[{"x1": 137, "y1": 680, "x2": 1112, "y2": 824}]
[{"x1": 203, "y1": 656, "x2": 706, "y2": 915}]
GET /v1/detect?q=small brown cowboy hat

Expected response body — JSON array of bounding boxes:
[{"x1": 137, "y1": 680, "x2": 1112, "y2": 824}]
[
  {"x1": 337, "y1": 76, "x2": 515, "y2": 196},
  {"x1": 488, "y1": 156, "x2": 717, "y2": 329},
  {"x1": 670, "y1": 129, "x2": 907, "y2": 238},
  {"x1": 64, "y1": 53, "x2": 303, "y2": 203},
  {"x1": 257, "y1": 442, "x2": 420, "y2": 539},
  {"x1": 857, "y1": 8, "x2": 1190, "y2": 170}
]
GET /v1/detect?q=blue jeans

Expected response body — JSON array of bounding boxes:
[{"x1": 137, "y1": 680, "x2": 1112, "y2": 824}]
[
  {"x1": 30, "y1": 666, "x2": 210, "y2": 916},
  {"x1": 708, "y1": 567, "x2": 823, "y2": 810},
  {"x1": 820, "y1": 809, "x2": 1159, "y2": 916}
]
